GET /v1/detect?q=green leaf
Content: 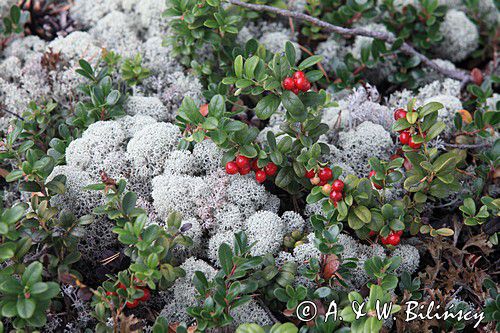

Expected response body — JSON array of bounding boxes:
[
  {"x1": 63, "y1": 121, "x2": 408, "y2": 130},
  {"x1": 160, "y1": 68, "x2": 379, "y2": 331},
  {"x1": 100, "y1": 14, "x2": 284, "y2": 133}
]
[
  {"x1": 5, "y1": 170, "x2": 23, "y2": 182},
  {"x1": 419, "y1": 102, "x2": 443, "y2": 117},
  {"x1": 255, "y1": 95, "x2": 280, "y2": 120},
  {"x1": 425, "y1": 121, "x2": 445, "y2": 141},
  {"x1": 218, "y1": 243, "x2": 233, "y2": 276},
  {"x1": 22, "y1": 261, "x2": 42, "y2": 285},
  {"x1": 122, "y1": 192, "x2": 137, "y2": 216},
  {"x1": 298, "y1": 55, "x2": 323, "y2": 70},
  {"x1": 354, "y1": 205, "x2": 371, "y2": 223},
  {"x1": 234, "y1": 55, "x2": 243, "y2": 77},
  {"x1": 285, "y1": 41, "x2": 296, "y2": 65},
  {"x1": 17, "y1": 298, "x2": 36, "y2": 319},
  {"x1": 281, "y1": 90, "x2": 306, "y2": 122},
  {"x1": 275, "y1": 167, "x2": 293, "y2": 188},
  {"x1": 244, "y1": 56, "x2": 259, "y2": 80}
]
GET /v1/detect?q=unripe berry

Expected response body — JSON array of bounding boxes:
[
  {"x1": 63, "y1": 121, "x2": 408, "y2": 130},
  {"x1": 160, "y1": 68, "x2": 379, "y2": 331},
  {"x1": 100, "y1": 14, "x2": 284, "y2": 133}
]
[
  {"x1": 329, "y1": 190, "x2": 343, "y2": 202},
  {"x1": 291, "y1": 230, "x2": 303, "y2": 240},
  {"x1": 408, "y1": 136, "x2": 422, "y2": 149},
  {"x1": 293, "y1": 71, "x2": 306, "y2": 80},
  {"x1": 394, "y1": 108, "x2": 407, "y2": 121},
  {"x1": 305, "y1": 169, "x2": 315, "y2": 179},
  {"x1": 310, "y1": 176, "x2": 320, "y2": 185},
  {"x1": 331, "y1": 179, "x2": 344, "y2": 192},
  {"x1": 264, "y1": 162, "x2": 278, "y2": 176},
  {"x1": 318, "y1": 167, "x2": 333, "y2": 181},
  {"x1": 199, "y1": 104, "x2": 209, "y2": 117},
  {"x1": 399, "y1": 131, "x2": 410, "y2": 145},
  {"x1": 255, "y1": 170, "x2": 267, "y2": 183},
  {"x1": 235, "y1": 155, "x2": 250, "y2": 168},
  {"x1": 321, "y1": 183, "x2": 332, "y2": 195},
  {"x1": 225, "y1": 161, "x2": 238, "y2": 175},
  {"x1": 282, "y1": 77, "x2": 295, "y2": 90}
]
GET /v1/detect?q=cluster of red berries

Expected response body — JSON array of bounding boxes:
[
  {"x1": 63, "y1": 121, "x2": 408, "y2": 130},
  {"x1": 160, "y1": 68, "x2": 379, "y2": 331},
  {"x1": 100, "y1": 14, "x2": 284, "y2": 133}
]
[
  {"x1": 394, "y1": 108, "x2": 424, "y2": 149},
  {"x1": 380, "y1": 230, "x2": 403, "y2": 246},
  {"x1": 282, "y1": 71, "x2": 311, "y2": 95},
  {"x1": 107, "y1": 282, "x2": 151, "y2": 309},
  {"x1": 306, "y1": 167, "x2": 345, "y2": 207},
  {"x1": 225, "y1": 155, "x2": 278, "y2": 183}
]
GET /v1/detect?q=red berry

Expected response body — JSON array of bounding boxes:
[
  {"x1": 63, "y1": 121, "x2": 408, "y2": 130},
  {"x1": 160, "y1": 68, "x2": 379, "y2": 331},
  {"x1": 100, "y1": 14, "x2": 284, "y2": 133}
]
[
  {"x1": 301, "y1": 80, "x2": 311, "y2": 92},
  {"x1": 399, "y1": 131, "x2": 410, "y2": 145},
  {"x1": 331, "y1": 179, "x2": 344, "y2": 192},
  {"x1": 394, "y1": 108, "x2": 407, "y2": 121},
  {"x1": 318, "y1": 180, "x2": 327, "y2": 186},
  {"x1": 329, "y1": 190, "x2": 343, "y2": 202},
  {"x1": 408, "y1": 136, "x2": 422, "y2": 149},
  {"x1": 369, "y1": 230, "x2": 377, "y2": 237},
  {"x1": 126, "y1": 299, "x2": 140, "y2": 309},
  {"x1": 318, "y1": 167, "x2": 333, "y2": 181},
  {"x1": 293, "y1": 71, "x2": 306, "y2": 80},
  {"x1": 381, "y1": 232, "x2": 400, "y2": 246},
  {"x1": 238, "y1": 164, "x2": 251, "y2": 175},
  {"x1": 225, "y1": 161, "x2": 238, "y2": 175},
  {"x1": 292, "y1": 87, "x2": 300, "y2": 95},
  {"x1": 264, "y1": 162, "x2": 278, "y2": 176},
  {"x1": 294, "y1": 76, "x2": 309, "y2": 92},
  {"x1": 305, "y1": 169, "x2": 315, "y2": 179},
  {"x1": 368, "y1": 170, "x2": 382, "y2": 189},
  {"x1": 282, "y1": 77, "x2": 295, "y2": 90},
  {"x1": 395, "y1": 230, "x2": 403, "y2": 236},
  {"x1": 333, "y1": 201, "x2": 338, "y2": 208},
  {"x1": 199, "y1": 104, "x2": 209, "y2": 117},
  {"x1": 255, "y1": 170, "x2": 266, "y2": 183},
  {"x1": 106, "y1": 291, "x2": 117, "y2": 296},
  {"x1": 117, "y1": 283, "x2": 126, "y2": 290},
  {"x1": 138, "y1": 288, "x2": 150, "y2": 302},
  {"x1": 251, "y1": 159, "x2": 259, "y2": 171},
  {"x1": 235, "y1": 155, "x2": 250, "y2": 169}
]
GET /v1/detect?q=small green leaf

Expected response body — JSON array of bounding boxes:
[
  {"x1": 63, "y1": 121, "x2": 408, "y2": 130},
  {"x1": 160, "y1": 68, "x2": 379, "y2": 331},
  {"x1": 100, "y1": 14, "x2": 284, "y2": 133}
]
[{"x1": 298, "y1": 55, "x2": 323, "y2": 70}]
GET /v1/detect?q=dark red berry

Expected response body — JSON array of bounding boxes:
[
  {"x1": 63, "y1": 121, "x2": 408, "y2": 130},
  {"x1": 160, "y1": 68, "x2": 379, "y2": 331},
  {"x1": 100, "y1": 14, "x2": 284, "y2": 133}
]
[
  {"x1": 106, "y1": 291, "x2": 117, "y2": 296},
  {"x1": 368, "y1": 170, "x2": 382, "y2": 189},
  {"x1": 294, "y1": 76, "x2": 309, "y2": 92},
  {"x1": 331, "y1": 179, "x2": 344, "y2": 192},
  {"x1": 399, "y1": 131, "x2": 410, "y2": 145},
  {"x1": 318, "y1": 167, "x2": 333, "y2": 181},
  {"x1": 226, "y1": 161, "x2": 238, "y2": 175},
  {"x1": 292, "y1": 87, "x2": 299, "y2": 95},
  {"x1": 126, "y1": 299, "x2": 140, "y2": 309},
  {"x1": 255, "y1": 170, "x2": 266, "y2": 183},
  {"x1": 301, "y1": 80, "x2": 311, "y2": 92},
  {"x1": 251, "y1": 159, "x2": 259, "y2": 171},
  {"x1": 282, "y1": 77, "x2": 295, "y2": 90},
  {"x1": 305, "y1": 169, "x2": 315, "y2": 179},
  {"x1": 408, "y1": 136, "x2": 422, "y2": 149},
  {"x1": 117, "y1": 283, "x2": 126, "y2": 290},
  {"x1": 395, "y1": 230, "x2": 403, "y2": 236},
  {"x1": 264, "y1": 162, "x2": 278, "y2": 176},
  {"x1": 329, "y1": 190, "x2": 342, "y2": 202},
  {"x1": 138, "y1": 288, "x2": 150, "y2": 302},
  {"x1": 369, "y1": 230, "x2": 377, "y2": 237},
  {"x1": 394, "y1": 108, "x2": 407, "y2": 121},
  {"x1": 238, "y1": 164, "x2": 251, "y2": 175},
  {"x1": 318, "y1": 180, "x2": 327, "y2": 186},
  {"x1": 235, "y1": 155, "x2": 250, "y2": 169}
]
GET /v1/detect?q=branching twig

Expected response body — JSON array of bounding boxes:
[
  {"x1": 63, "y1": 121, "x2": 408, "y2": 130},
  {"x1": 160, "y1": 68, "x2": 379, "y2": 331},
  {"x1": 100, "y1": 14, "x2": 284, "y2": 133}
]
[
  {"x1": 443, "y1": 142, "x2": 492, "y2": 149},
  {"x1": 227, "y1": 0, "x2": 472, "y2": 84}
]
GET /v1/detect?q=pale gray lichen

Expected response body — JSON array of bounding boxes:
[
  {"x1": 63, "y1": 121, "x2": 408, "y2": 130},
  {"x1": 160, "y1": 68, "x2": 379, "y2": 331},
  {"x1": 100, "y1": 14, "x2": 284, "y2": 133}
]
[
  {"x1": 245, "y1": 211, "x2": 285, "y2": 256},
  {"x1": 434, "y1": 10, "x2": 479, "y2": 62}
]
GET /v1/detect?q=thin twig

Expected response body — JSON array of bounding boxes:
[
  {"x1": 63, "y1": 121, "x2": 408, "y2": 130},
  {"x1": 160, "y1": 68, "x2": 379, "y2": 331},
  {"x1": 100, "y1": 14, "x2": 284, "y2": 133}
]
[
  {"x1": 0, "y1": 107, "x2": 24, "y2": 121},
  {"x1": 443, "y1": 142, "x2": 492, "y2": 149},
  {"x1": 227, "y1": 0, "x2": 472, "y2": 84}
]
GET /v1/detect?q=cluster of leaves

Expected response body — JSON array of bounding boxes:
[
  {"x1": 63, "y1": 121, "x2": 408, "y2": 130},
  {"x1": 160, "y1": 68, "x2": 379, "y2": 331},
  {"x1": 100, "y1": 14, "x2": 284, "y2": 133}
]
[
  {"x1": 0, "y1": 5, "x2": 29, "y2": 36},
  {"x1": 85, "y1": 177, "x2": 192, "y2": 332},
  {"x1": 178, "y1": 41, "x2": 329, "y2": 194}
]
